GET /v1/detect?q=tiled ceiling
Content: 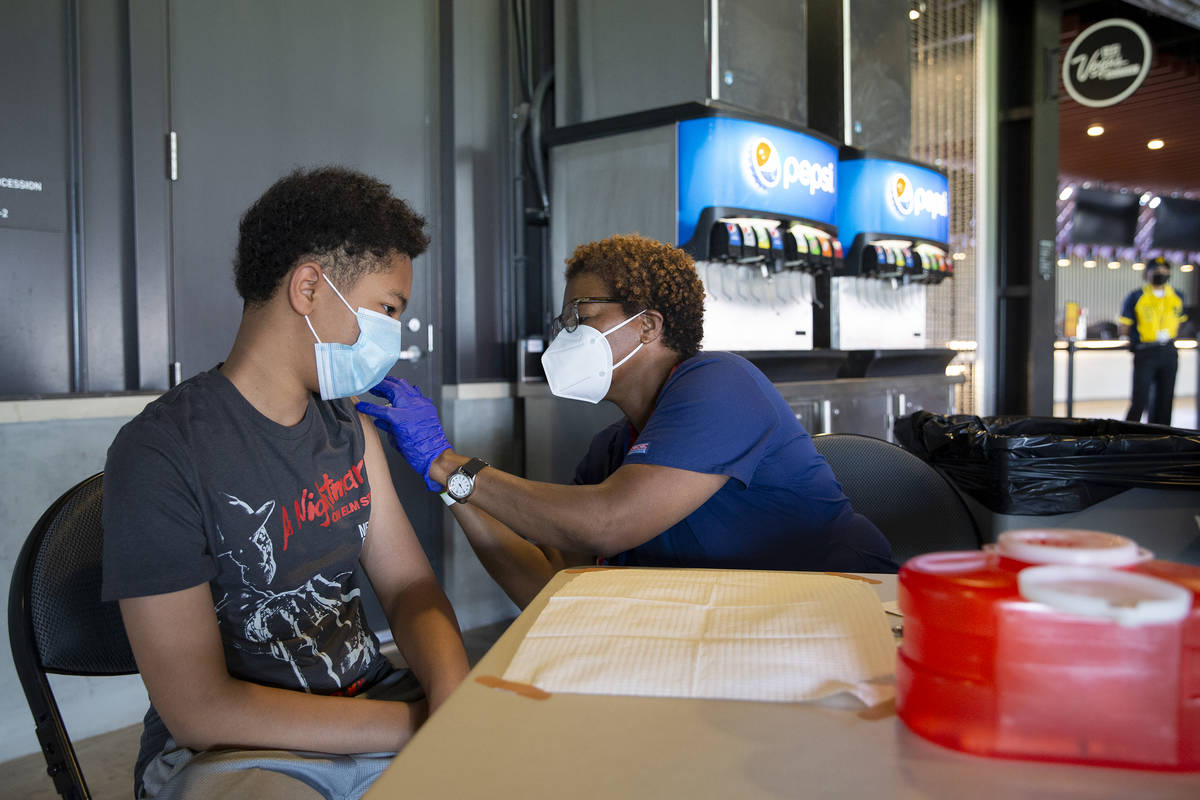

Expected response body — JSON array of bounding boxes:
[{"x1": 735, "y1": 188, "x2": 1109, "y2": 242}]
[{"x1": 1059, "y1": 1, "x2": 1200, "y2": 194}]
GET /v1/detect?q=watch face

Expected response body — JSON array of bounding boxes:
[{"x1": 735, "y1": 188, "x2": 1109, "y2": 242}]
[{"x1": 447, "y1": 471, "x2": 472, "y2": 498}]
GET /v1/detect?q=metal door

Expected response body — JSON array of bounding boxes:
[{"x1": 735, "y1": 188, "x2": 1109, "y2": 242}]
[{"x1": 166, "y1": 0, "x2": 445, "y2": 580}]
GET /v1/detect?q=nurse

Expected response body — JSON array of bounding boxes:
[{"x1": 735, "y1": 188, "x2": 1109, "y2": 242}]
[{"x1": 360, "y1": 234, "x2": 896, "y2": 608}]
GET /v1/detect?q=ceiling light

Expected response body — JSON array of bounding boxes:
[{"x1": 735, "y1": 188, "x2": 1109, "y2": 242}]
[
  {"x1": 1087, "y1": 125, "x2": 1104, "y2": 136},
  {"x1": 1084, "y1": 259, "x2": 1097, "y2": 268},
  {"x1": 1107, "y1": 261, "x2": 1121, "y2": 269},
  {"x1": 952, "y1": 252, "x2": 966, "y2": 261},
  {"x1": 1149, "y1": 196, "x2": 1162, "y2": 209},
  {"x1": 1057, "y1": 258, "x2": 1070, "y2": 267},
  {"x1": 1133, "y1": 262, "x2": 1145, "y2": 271},
  {"x1": 1140, "y1": 192, "x2": 1152, "y2": 206},
  {"x1": 1147, "y1": 139, "x2": 1165, "y2": 150},
  {"x1": 1059, "y1": 185, "x2": 1074, "y2": 201},
  {"x1": 909, "y1": 9, "x2": 920, "y2": 20},
  {"x1": 1182, "y1": 264, "x2": 1195, "y2": 273}
]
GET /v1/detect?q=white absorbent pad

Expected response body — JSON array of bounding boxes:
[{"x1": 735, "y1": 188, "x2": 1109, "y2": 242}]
[{"x1": 502, "y1": 569, "x2": 896, "y2": 706}]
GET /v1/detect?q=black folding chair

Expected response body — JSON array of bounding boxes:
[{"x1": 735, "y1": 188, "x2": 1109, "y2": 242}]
[
  {"x1": 813, "y1": 434, "x2": 982, "y2": 564},
  {"x1": 8, "y1": 473, "x2": 138, "y2": 800}
]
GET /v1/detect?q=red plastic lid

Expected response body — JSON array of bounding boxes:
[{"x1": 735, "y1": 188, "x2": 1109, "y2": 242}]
[{"x1": 996, "y1": 529, "x2": 1149, "y2": 567}]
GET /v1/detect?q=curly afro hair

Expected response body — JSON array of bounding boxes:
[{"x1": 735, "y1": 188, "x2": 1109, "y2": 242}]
[
  {"x1": 234, "y1": 166, "x2": 430, "y2": 307},
  {"x1": 565, "y1": 234, "x2": 704, "y2": 359}
]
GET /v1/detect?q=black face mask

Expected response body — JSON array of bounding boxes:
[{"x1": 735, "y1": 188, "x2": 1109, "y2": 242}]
[{"x1": 1151, "y1": 272, "x2": 1169, "y2": 286}]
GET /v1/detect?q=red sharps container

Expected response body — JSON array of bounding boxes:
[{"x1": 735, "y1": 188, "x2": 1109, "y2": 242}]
[{"x1": 896, "y1": 529, "x2": 1200, "y2": 770}]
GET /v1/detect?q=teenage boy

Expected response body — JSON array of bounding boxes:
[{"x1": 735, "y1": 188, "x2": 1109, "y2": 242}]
[{"x1": 102, "y1": 166, "x2": 468, "y2": 799}]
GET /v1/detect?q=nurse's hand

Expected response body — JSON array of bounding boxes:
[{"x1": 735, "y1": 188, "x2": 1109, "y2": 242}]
[{"x1": 357, "y1": 377, "x2": 452, "y2": 492}]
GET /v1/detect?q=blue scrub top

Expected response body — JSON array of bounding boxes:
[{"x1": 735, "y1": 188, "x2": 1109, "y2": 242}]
[{"x1": 573, "y1": 352, "x2": 897, "y2": 573}]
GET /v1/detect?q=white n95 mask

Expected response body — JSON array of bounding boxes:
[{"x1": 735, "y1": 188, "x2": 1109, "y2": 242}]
[
  {"x1": 541, "y1": 311, "x2": 645, "y2": 403},
  {"x1": 305, "y1": 274, "x2": 406, "y2": 400}
]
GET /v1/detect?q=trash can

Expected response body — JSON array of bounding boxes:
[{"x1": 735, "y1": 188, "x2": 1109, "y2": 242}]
[{"x1": 894, "y1": 412, "x2": 1200, "y2": 564}]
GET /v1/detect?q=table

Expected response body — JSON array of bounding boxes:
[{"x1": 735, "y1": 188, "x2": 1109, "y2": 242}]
[{"x1": 365, "y1": 570, "x2": 1200, "y2": 798}]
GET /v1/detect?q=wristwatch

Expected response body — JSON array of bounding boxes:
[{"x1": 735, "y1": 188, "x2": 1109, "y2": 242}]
[{"x1": 445, "y1": 457, "x2": 490, "y2": 503}]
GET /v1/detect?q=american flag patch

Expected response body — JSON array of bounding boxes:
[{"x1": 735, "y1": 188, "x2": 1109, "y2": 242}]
[{"x1": 628, "y1": 442, "x2": 649, "y2": 455}]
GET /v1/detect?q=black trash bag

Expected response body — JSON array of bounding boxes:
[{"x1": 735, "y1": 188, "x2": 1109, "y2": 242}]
[{"x1": 894, "y1": 411, "x2": 1200, "y2": 515}]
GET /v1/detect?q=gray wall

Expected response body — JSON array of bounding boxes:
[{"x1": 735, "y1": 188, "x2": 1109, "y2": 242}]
[
  {"x1": 440, "y1": 389, "x2": 523, "y2": 629},
  {"x1": 555, "y1": 0, "x2": 807, "y2": 129},
  {"x1": 0, "y1": 400, "x2": 154, "y2": 761},
  {"x1": 807, "y1": 0, "x2": 911, "y2": 152}
]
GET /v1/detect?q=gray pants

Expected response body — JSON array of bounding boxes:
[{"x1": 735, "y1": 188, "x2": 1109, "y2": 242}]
[{"x1": 140, "y1": 670, "x2": 424, "y2": 800}]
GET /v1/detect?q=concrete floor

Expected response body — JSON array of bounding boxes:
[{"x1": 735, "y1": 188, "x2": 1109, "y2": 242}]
[
  {"x1": 1052, "y1": 395, "x2": 1197, "y2": 429},
  {"x1": 3, "y1": 618, "x2": 514, "y2": 800}
]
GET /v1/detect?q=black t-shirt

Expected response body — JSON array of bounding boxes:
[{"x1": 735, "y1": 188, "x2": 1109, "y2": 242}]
[{"x1": 102, "y1": 368, "x2": 392, "y2": 771}]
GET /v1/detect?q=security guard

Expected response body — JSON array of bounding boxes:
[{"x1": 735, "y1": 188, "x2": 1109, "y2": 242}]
[{"x1": 1118, "y1": 256, "x2": 1187, "y2": 425}]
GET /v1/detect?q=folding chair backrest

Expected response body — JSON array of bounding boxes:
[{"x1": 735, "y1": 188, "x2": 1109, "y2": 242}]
[{"x1": 8, "y1": 472, "x2": 138, "y2": 800}]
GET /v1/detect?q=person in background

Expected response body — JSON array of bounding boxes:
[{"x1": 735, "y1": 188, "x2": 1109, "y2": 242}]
[
  {"x1": 1118, "y1": 256, "x2": 1187, "y2": 425},
  {"x1": 360, "y1": 234, "x2": 897, "y2": 610},
  {"x1": 102, "y1": 167, "x2": 468, "y2": 799}
]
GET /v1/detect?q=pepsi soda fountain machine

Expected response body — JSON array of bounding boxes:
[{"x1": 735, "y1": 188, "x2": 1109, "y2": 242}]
[
  {"x1": 550, "y1": 109, "x2": 844, "y2": 363},
  {"x1": 825, "y1": 150, "x2": 952, "y2": 355},
  {"x1": 677, "y1": 116, "x2": 843, "y2": 355}
]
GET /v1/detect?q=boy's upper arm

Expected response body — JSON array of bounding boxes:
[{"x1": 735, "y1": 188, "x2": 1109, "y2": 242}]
[
  {"x1": 356, "y1": 412, "x2": 437, "y2": 602},
  {"x1": 102, "y1": 416, "x2": 216, "y2": 601}
]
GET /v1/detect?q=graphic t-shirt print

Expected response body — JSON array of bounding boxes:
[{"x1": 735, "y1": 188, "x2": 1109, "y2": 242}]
[{"x1": 212, "y1": 467, "x2": 375, "y2": 693}]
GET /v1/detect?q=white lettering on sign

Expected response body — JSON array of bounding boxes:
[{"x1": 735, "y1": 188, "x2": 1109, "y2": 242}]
[
  {"x1": 0, "y1": 208, "x2": 7, "y2": 218},
  {"x1": 782, "y1": 156, "x2": 835, "y2": 196},
  {"x1": 0, "y1": 177, "x2": 44, "y2": 192},
  {"x1": 915, "y1": 186, "x2": 949, "y2": 220},
  {"x1": 1071, "y1": 43, "x2": 1141, "y2": 83}
]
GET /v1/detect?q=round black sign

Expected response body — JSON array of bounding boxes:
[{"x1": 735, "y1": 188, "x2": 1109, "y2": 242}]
[{"x1": 1062, "y1": 19, "x2": 1152, "y2": 108}]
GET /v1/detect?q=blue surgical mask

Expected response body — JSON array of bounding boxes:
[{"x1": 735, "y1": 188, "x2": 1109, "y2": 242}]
[{"x1": 305, "y1": 274, "x2": 406, "y2": 400}]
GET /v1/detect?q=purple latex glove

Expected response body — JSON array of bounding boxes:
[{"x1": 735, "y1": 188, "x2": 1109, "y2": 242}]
[{"x1": 356, "y1": 377, "x2": 452, "y2": 492}]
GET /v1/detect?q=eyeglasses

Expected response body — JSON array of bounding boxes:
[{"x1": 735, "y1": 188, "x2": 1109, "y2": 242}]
[{"x1": 549, "y1": 297, "x2": 624, "y2": 338}]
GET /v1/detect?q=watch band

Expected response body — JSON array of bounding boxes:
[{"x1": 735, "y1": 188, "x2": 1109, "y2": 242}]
[{"x1": 460, "y1": 456, "x2": 490, "y2": 479}]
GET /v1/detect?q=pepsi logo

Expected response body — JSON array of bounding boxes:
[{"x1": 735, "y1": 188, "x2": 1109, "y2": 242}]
[
  {"x1": 746, "y1": 138, "x2": 781, "y2": 191},
  {"x1": 888, "y1": 171, "x2": 948, "y2": 220}
]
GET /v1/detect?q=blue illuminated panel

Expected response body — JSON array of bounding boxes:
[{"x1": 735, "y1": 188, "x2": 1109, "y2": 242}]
[
  {"x1": 676, "y1": 117, "x2": 838, "y2": 245},
  {"x1": 836, "y1": 156, "x2": 949, "y2": 246}
]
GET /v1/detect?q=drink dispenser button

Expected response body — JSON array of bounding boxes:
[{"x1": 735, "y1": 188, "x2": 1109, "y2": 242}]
[
  {"x1": 753, "y1": 225, "x2": 772, "y2": 254},
  {"x1": 784, "y1": 230, "x2": 804, "y2": 269},
  {"x1": 768, "y1": 227, "x2": 786, "y2": 271},
  {"x1": 709, "y1": 221, "x2": 742, "y2": 261},
  {"x1": 815, "y1": 235, "x2": 832, "y2": 271},
  {"x1": 804, "y1": 233, "x2": 820, "y2": 263},
  {"x1": 872, "y1": 244, "x2": 887, "y2": 275},
  {"x1": 739, "y1": 224, "x2": 758, "y2": 259}
]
